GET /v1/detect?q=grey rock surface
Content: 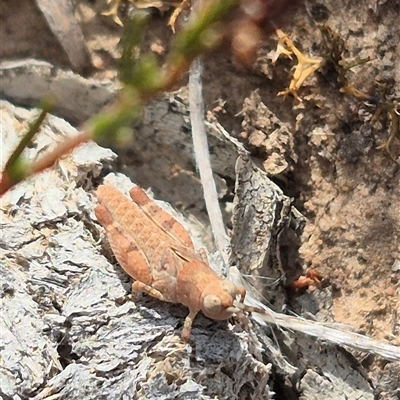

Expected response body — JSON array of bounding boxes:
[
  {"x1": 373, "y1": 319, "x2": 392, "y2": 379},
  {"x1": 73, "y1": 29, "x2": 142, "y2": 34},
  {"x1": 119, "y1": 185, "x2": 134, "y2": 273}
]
[
  {"x1": 0, "y1": 101, "x2": 273, "y2": 399},
  {"x1": 2, "y1": 100, "x2": 390, "y2": 400}
]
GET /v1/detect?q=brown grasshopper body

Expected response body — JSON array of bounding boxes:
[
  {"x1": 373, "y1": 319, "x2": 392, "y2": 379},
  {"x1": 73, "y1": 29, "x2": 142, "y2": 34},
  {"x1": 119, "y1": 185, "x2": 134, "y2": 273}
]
[{"x1": 95, "y1": 185, "x2": 246, "y2": 341}]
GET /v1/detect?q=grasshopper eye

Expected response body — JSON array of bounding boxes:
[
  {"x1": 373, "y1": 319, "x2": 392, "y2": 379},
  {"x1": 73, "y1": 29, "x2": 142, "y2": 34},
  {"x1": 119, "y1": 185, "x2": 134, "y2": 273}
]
[
  {"x1": 203, "y1": 294, "x2": 222, "y2": 315},
  {"x1": 222, "y1": 281, "x2": 239, "y2": 296}
]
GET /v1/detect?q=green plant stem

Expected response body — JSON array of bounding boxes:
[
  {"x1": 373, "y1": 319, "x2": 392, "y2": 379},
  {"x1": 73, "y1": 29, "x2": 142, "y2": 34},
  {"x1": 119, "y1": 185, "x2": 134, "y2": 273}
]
[
  {"x1": 4, "y1": 108, "x2": 49, "y2": 172},
  {"x1": 1, "y1": 0, "x2": 242, "y2": 195}
]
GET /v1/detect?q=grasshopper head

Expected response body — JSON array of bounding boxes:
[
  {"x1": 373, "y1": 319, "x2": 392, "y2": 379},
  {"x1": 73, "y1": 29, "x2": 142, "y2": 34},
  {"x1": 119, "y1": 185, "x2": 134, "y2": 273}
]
[{"x1": 200, "y1": 280, "x2": 246, "y2": 320}]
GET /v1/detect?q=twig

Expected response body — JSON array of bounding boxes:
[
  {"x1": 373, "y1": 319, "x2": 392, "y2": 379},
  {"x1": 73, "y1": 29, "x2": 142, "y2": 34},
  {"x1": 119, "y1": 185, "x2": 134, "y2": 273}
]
[
  {"x1": 1, "y1": 0, "x2": 240, "y2": 196},
  {"x1": 188, "y1": 58, "x2": 230, "y2": 266},
  {"x1": 230, "y1": 266, "x2": 400, "y2": 361},
  {"x1": 0, "y1": 132, "x2": 89, "y2": 195},
  {"x1": 34, "y1": 0, "x2": 92, "y2": 73}
]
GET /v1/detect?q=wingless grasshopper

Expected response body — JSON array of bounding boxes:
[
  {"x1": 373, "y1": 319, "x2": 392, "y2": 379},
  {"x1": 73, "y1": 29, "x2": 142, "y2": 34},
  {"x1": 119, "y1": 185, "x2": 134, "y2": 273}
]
[{"x1": 95, "y1": 184, "x2": 247, "y2": 341}]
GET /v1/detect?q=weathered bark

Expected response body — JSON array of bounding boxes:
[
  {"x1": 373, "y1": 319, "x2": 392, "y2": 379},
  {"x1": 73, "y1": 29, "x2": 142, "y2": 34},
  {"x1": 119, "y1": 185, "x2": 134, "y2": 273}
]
[
  {"x1": 2, "y1": 100, "x2": 398, "y2": 400},
  {"x1": 1, "y1": 101, "x2": 272, "y2": 399}
]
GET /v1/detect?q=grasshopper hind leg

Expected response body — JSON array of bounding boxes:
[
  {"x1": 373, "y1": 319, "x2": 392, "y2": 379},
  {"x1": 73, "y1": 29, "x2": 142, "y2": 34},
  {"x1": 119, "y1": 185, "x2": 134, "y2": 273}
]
[
  {"x1": 95, "y1": 204, "x2": 153, "y2": 285},
  {"x1": 129, "y1": 186, "x2": 194, "y2": 249}
]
